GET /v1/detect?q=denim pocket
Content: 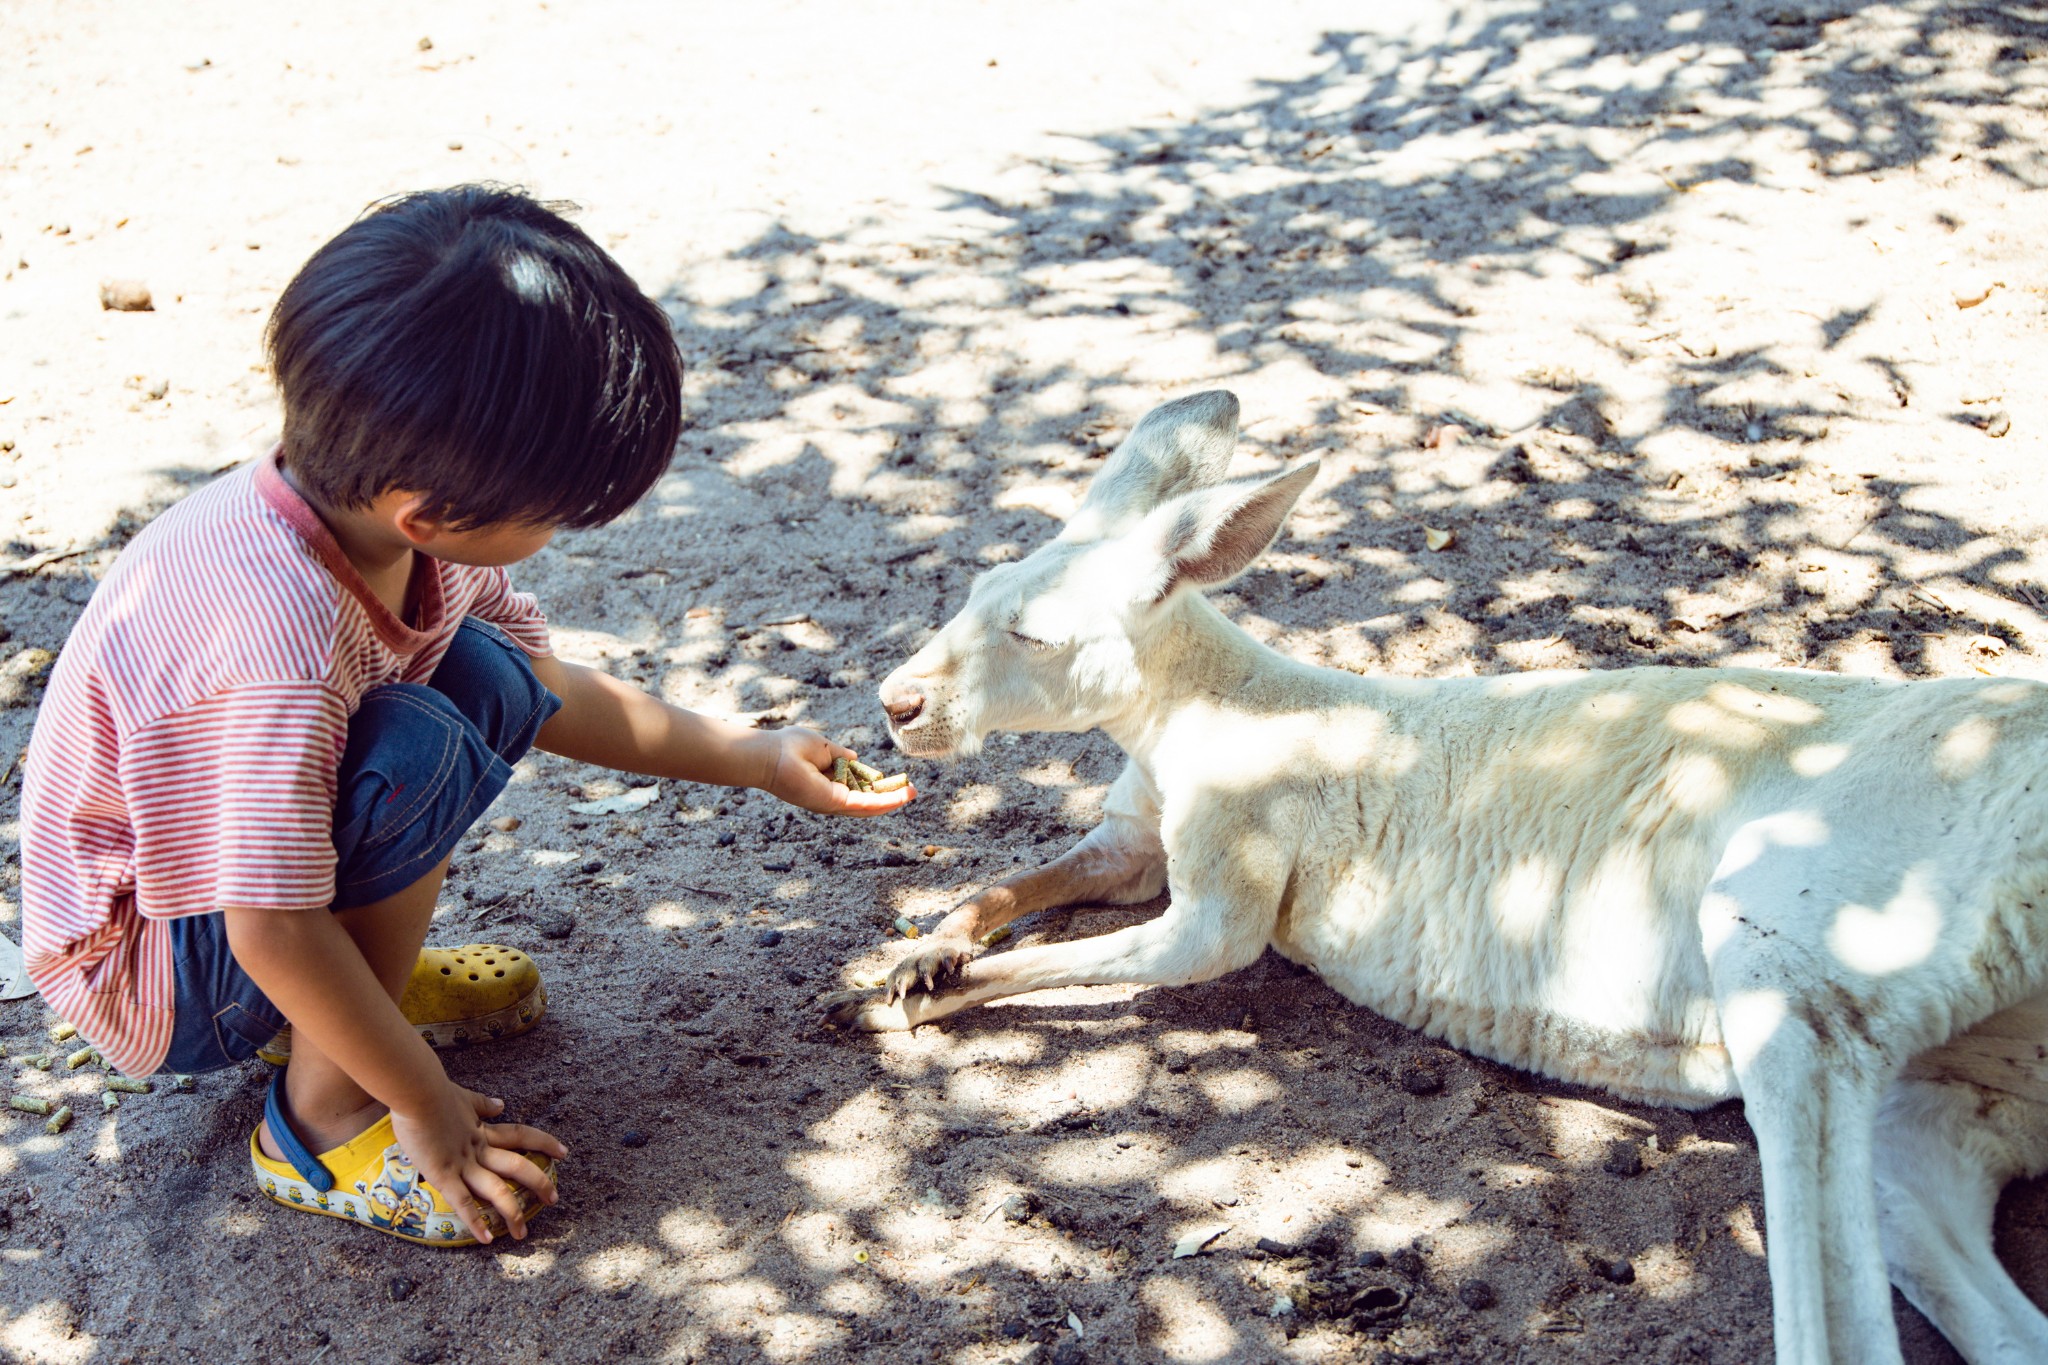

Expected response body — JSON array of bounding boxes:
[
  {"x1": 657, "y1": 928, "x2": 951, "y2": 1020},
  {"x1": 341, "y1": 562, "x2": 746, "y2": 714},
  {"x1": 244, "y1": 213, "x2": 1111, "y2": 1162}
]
[{"x1": 211, "y1": 999, "x2": 285, "y2": 1065}]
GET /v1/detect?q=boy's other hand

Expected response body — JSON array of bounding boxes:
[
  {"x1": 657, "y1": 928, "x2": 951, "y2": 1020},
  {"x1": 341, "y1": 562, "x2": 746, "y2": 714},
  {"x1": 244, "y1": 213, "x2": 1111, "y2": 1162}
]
[
  {"x1": 389, "y1": 1081, "x2": 567, "y2": 1243},
  {"x1": 761, "y1": 727, "x2": 916, "y2": 816}
]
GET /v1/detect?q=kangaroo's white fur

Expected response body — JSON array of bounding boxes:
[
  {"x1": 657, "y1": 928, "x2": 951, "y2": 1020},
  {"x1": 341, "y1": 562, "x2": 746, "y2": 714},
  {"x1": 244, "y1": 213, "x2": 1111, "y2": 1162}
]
[{"x1": 822, "y1": 391, "x2": 2048, "y2": 1365}]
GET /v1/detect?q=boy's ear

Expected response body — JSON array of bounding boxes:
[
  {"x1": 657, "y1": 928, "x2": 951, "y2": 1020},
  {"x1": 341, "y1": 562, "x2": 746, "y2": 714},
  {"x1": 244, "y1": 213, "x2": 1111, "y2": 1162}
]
[
  {"x1": 1138, "y1": 458, "x2": 1320, "y2": 602},
  {"x1": 387, "y1": 493, "x2": 449, "y2": 548}
]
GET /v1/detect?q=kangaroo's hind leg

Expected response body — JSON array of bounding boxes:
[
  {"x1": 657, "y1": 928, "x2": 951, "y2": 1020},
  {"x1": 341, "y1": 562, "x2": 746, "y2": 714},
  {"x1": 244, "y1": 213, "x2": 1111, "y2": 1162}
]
[
  {"x1": 1706, "y1": 838, "x2": 1911, "y2": 1365},
  {"x1": 1876, "y1": 997, "x2": 2048, "y2": 1365}
]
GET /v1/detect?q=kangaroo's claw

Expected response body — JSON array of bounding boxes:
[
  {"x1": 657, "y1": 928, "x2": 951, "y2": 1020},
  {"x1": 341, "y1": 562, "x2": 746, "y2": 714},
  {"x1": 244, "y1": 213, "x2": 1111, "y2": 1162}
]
[
  {"x1": 886, "y1": 938, "x2": 976, "y2": 1003},
  {"x1": 816, "y1": 987, "x2": 916, "y2": 1032}
]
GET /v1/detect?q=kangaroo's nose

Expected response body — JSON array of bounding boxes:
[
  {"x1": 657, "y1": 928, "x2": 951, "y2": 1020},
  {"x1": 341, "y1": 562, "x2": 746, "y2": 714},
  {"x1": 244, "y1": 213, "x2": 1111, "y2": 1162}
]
[{"x1": 881, "y1": 681, "x2": 925, "y2": 727}]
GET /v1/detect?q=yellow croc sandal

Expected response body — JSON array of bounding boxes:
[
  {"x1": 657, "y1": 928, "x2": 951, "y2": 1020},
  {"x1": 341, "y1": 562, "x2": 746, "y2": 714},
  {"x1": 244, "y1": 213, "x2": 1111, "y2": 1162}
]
[
  {"x1": 250, "y1": 1071, "x2": 555, "y2": 1246},
  {"x1": 258, "y1": 943, "x2": 547, "y2": 1064}
]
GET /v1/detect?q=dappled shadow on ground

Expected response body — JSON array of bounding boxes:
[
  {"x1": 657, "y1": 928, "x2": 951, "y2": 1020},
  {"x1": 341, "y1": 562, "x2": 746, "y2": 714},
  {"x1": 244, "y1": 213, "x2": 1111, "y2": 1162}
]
[{"x1": 5, "y1": 2, "x2": 2048, "y2": 1363}]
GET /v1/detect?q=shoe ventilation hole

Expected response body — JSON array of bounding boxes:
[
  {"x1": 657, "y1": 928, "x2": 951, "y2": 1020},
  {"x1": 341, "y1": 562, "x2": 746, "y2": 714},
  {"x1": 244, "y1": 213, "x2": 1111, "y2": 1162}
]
[
  {"x1": 440, "y1": 967, "x2": 452, "y2": 975},
  {"x1": 468, "y1": 973, "x2": 479, "y2": 981},
  {"x1": 485, "y1": 958, "x2": 497, "y2": 966},
  {"x1": 506, "y1": 953, "x2": 521, "y2": 962},
  {"x1": 494, "y1": 970, "x2": 505, "y2": 978}
]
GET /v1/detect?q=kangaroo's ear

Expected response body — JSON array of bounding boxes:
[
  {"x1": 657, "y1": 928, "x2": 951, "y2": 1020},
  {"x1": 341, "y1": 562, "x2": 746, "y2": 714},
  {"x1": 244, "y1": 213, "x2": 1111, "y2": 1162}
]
[
  {"x1": 1139, "y1": 458, "x2": 1320, "y2": 600},
  {"x1": 1065, "y1": 391, "x2": 1240, "y2": 541}
]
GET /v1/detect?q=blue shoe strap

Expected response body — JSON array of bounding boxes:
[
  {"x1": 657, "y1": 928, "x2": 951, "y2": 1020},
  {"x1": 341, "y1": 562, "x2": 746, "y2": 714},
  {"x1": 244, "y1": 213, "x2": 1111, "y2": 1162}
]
[{"x1": 264, "y1": 1069, "x2": 336, "y2": 1193}]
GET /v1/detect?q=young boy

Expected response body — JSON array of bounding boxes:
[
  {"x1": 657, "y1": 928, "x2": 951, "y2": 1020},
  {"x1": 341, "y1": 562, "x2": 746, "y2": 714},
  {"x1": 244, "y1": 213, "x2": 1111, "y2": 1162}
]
[{"x1": 18, "y1": 185, "x2": 912, "y2": 1247}]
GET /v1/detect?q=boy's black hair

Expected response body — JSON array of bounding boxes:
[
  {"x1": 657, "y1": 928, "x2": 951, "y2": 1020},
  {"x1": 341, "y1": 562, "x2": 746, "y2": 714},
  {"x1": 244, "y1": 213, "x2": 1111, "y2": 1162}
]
[{"x1": 268, "y1": 184, "x2": 682, "y2": 529}]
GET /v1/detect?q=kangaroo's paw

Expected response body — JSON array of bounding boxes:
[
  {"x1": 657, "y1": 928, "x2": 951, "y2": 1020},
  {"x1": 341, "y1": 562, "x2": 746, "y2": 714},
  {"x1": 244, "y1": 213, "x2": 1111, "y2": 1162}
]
[
  {"x1": 886, "y1": 937, "x2": 976, "y2": 1003},
  {"x1": 817, "y1": 987, "x2": 917, "y2": 1032}
]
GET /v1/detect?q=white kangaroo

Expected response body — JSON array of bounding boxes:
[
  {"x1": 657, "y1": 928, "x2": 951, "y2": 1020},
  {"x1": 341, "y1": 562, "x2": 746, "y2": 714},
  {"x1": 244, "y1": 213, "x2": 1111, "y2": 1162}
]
[{"x1": 821, "y1": 391, "x2": 2048, "y2": 1364}]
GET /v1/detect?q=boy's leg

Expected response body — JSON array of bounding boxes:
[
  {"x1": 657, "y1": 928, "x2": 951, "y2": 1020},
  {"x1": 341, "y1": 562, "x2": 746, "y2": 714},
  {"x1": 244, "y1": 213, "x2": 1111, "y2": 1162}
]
[
  {"x1": 268, "y1": 853, "x2": 448, "y2": 1155},
  {"x1": 268, "y1": 628, "x2": 559, "y2": 1152}
]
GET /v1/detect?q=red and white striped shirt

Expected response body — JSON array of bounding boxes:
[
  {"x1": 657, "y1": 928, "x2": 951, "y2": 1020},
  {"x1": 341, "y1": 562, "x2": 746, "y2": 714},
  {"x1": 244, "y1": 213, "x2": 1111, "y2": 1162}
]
[{"x1": 19, "y1": 449, "x2": 552, "y2": 1076}]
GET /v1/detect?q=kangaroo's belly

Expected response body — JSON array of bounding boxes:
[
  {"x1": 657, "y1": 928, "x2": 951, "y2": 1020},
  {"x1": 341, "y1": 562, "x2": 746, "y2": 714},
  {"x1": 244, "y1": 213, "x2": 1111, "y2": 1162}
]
[{"x1": 1272, "y1": 855, "x2": 1738, "y2": 1109}]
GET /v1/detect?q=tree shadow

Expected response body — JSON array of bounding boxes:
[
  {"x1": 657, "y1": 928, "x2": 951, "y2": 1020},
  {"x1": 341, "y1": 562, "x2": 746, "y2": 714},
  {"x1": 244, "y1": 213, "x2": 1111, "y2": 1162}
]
[{"x1": 4, "y1": 3, "x2": 2047, "y2": 1363}]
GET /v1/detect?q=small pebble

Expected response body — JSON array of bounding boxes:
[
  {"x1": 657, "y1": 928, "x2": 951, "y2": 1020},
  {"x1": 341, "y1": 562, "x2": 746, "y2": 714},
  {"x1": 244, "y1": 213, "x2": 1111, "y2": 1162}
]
[
  {"x1": 1000, "y1": 1193, "x2": 1035, "y2": 1223},
  {"x1": 1268, "y1": 1294, "x2": 1295, "y2": 1318},
  {"x1": 1981, "y1": 410, "x2": 2012, "y2": 439},
  {"x1": 1457, "y1": 1278, "x2": 1497, "y2": 1310},
  {"x1": 1356, "y1": 1249, "x2": 1387, "y2": 1268},
  {"x1": 578, "y1": 859, "x2": 604, "y2": 875},
  {"x1": 1000, "y1": 1319, "x2": 1028, "y2": 1340},
  {"x1": 619, "y1": 1130, "x2": 649, "y2": 1148},
  {"x1": 1255, "y1": 1237, "x2": 1300, "y2": 1257},
  {"x1": 98, "y1": 279, "x2": 153, "y2": 312},
  {"x1": 1398, "y1": 1060, "x2": 1444, "y2": 1095},
  {"x1": 489, "y1": 816, "x2": 521, "y2": 833},
  {"x1": 1588, "y1": 1253, "x2": 1636, "y2": 1285},
  {"x1": 756, "y1": 929, "x2": 784, "y2": 948},
  {"x1": 1603, "y1": 1139, "x2": 1644, "y2": 1177},
  {"x1": 537, "y1": 916, "x2": 576, "y2": 940},
  {"x1": 389, "y1": 1276, "x2": 416, "y2": 1303},
  {"x1": 762, "y1": 860, "x2": 793, "y2": 873},
  {"x1": 1390, "y1": 1247, "x2": 1426, "y2": 1280},
  {"x1": 1952, "y1": 273, "x2": 1996, "y2": 309},
  {"x1": 716, "y1": 831, "x2": 736, "y2": 847}
]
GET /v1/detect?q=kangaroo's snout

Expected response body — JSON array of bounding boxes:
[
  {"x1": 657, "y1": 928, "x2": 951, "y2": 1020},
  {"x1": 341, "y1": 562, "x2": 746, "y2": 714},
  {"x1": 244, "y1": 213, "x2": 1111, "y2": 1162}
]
[{"x1": 880, "y1": 680, "x2": 925, "y2": 727}]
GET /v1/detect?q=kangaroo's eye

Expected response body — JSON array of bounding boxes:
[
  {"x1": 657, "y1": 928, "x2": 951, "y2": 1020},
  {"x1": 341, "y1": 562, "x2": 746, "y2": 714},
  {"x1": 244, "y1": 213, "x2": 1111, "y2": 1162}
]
[{"x1": 1007, "y1": 630, "x2": 1057, "y2": 652}]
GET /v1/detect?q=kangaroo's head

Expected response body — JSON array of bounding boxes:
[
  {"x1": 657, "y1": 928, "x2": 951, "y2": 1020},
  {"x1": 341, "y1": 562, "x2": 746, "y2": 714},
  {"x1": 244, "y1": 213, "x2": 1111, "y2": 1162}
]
[{"x1": 878, "y1": 390, "x2": 1319, "y2": 758}]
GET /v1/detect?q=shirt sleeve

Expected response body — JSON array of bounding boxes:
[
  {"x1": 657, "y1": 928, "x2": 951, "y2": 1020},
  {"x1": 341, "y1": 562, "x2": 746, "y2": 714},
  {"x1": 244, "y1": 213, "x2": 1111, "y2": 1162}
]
[
  {"x1": 463, "y1": 566, "x2": 553, "y2": 658},
  {"x1": 119, "y1": 682, "x2": 348, "y2": 916}
]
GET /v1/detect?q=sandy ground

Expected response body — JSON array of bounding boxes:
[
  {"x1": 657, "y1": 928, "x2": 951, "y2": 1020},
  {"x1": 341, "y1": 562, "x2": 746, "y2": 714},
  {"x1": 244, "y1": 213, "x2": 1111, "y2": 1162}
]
[{"x1": 4, "y1": 1, "x2": 2048, "y2": 1361}]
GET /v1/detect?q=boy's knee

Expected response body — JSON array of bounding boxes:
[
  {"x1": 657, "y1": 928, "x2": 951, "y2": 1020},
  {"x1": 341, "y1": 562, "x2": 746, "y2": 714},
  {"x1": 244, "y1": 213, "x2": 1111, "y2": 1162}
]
[{"x1": 428, "y1": 618, "x2": 561, "y2": 760}]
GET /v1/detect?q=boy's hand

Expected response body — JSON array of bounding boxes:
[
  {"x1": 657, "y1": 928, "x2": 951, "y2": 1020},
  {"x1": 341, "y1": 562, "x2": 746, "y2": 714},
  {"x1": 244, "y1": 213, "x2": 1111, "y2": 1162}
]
[
  {"x1": 761, "y1": 727, "x2": 916, "y2": 816},
  {"x1": 389, "y1": 1080, "x2": 568, "y2": 1244}
]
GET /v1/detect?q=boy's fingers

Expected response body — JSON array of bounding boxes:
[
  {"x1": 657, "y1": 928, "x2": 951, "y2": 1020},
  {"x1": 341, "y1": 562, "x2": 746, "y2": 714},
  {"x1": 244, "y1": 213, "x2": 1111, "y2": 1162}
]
[
  {"x1": 428, "y1": 1160, "x2": 495, "y2": 1243},
  {"x1": 829, "y1": 784, "x2": 917, "y2": 817},
  {"x1": 466, "y1": 1163, "x2": 530, "y2": 1240},
  {"x1": 483, "y1": 1121, "x2": 573, "y2": 1162},
  {"x1": 484, "y1": 1121, "x2": 570, "y2": 1164},
  {"x1": 480, "y1": 1143, "x2": 560, "y2": 1205}
]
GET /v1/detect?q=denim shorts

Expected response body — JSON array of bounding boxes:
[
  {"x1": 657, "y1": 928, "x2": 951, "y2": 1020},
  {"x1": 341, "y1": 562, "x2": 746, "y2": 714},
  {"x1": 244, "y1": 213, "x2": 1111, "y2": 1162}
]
[{"x1": 159, "y1": 618, "x2": 561, "y2": 1074}]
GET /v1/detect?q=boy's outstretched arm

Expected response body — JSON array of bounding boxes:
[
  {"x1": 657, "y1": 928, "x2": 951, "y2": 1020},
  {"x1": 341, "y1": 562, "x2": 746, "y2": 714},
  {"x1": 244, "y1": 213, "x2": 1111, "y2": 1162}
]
[{"x1": 528, "y1": 655, "x2": 912, "y2": 817}]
